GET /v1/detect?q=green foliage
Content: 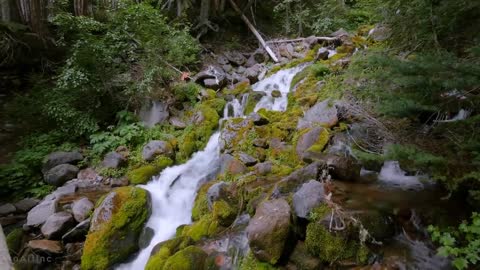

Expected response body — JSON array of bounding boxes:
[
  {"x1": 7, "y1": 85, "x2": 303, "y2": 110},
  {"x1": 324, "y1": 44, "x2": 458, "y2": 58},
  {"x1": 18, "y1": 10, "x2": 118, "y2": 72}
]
[
  {"x1": 428, "y1": 212, "x2": 480, "y2": 270},
  {"x1": 385, "y1": 144, "x2": 446, "y2": 172},
  {"x1": 173, "y1": 82, "x2": 201, "y2": 104}
]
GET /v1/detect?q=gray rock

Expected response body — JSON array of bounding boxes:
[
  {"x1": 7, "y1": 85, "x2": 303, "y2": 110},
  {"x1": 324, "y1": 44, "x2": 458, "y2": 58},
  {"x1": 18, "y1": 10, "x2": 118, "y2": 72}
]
[
  {"x1": 169, "y1": 116, "x2": 187, "y2": 129},
  {"x1": 219, "y1": 154, "x2": 247, "y2": 175},
  {"x1": 0, "y1": 203, "x2": 16, "y2": 216},
  {"x1": 142, "y1": 140, "x2": 174, "y2": 161},
  {"x1": 139, "y1": 227, "x2": 155, "y2": 249},
  {"x1": 252, "y1": 138, "x2": 269, "y2": 148},
  {"x1": 238, "y1": 152, "x2": 257, "y2": 166},
  {"x1": 14, "y1": 198, "x2": 40, "y2": 213},
  {"x1": 71, "y1": 197, "x2": 94, "y2": 222},
  {"x1": 225, "y1": 51, "x2": 247, "y2": 66},
  {"x1": 293, "y1": 180, "x2": 326, "y2": 218},
  {"x1": 316, "y1": 47, "x2": 329, "y2": 61},
  {"x1": 138, "y1": 100, "x2": 169, "y2": 127},
  {"x1": 249, "y1": 112, "x2": 269, "y2": 126},
  {"x1": 62, "y1": 219, "x2": 90, "y2": 243},
  {"x1": 42, "y1": 151, "x2": 83, "y2": 174},
  {"x1": 275, "y1": 161, "x2": 326, "y2": 194},
  {"x1": 245, "y1": 55, "x2": 258, "y2": 68},
  {"x1": 297, "y1": 99, "x2": 339, "y2": 129},
  {"x1": 279, "y1": 43, "x2": 295, "y2": 59},
  {"x1": 326, "y1": 154, "x2": 361, "y2": 181},
  {"x1": 207, "y1": 182, "x2": 229, "y2": 209},
  {"x1": 217, "y1": 55, "x2": 229, "y2": 65},
  {"x1": 44, "y1": 164, "x2": 79, "y2": 187},
  {"x1": 90, "y1": 191, "x2": 116, "y2": 232},
  {"x1": 41, "y1": 211, "x2": 75, "y2": 239},
  {"x1": 237, "y1": 66, "x2": 246, "y2": 74},
  {"x1": 246, "y1": 198, "x2": 291, "y2": 264},
  {"x1": 102, "y1": 151, "x2": 126, "y2": 169},
  {"x1": 254, "y1": 162, "x2": 272, "y2": 176},
  {"x1": 222, "y1": 64, "x2": 233, "y2": 73},
  {"x1": 194, "y1": 66, "x2": 226, "y2": 89},
  {"x1": 253, "y1": 48, "x2": 267, "y2": 63},
  {"x1": 244, "y1": 64, "x2": 263, "y2": 84},
  {"x1": 26, "y1": 200, "x2": 58, "y2": 227}
]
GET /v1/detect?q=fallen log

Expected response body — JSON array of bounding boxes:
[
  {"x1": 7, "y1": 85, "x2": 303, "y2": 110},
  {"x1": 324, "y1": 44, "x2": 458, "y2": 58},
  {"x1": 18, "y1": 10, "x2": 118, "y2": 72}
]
[{"x1": 228, "y1": 0, "x2": 279, "y2": 63}]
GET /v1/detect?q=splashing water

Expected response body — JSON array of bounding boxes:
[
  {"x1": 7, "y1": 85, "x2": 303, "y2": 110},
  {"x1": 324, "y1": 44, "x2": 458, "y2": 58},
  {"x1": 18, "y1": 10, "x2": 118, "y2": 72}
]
[{"x1": 378, "y1": 161, "x2": 424, "y2": 190}]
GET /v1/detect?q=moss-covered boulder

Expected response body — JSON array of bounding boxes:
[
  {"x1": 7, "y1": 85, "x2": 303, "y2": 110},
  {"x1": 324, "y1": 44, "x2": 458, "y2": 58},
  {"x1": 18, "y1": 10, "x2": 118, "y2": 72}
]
[
  {"x1": 145, "y1": 237, "x2": 194, "y2": 270},
  {"x1": 127, "y1": 156, "x2": 173, "y2": 184},
  {"x1": 295, "y1": 127, "x2": 330, "y2": 162},
  {"x1": 81, "y1": 186, "x2": 151, "y2": 270},
  {"x1": 6, "y1": 228, "x2": 25, "y2": 255},
  {"x1": 246, "y1": 198, "x2": 291, "y2": 265},
  {"x1": 163, "y1": 246, "x2": 208, "y2": 270},
  {"x1": 212, "y1": 200, "x2": 237, "y2": 227},
  {"x1": 181, "y1": 215, "x2": 219, "y2": 242}
]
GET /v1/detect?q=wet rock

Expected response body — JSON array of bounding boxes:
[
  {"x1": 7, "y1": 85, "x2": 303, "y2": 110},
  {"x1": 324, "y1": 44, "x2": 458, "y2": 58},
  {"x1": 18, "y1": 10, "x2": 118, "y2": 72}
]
[
  {"x1": 0, "y1": 203, "x2": 16, "y2": 216},
  {"x1": 326, "y1": 154, "x2": 361, "y2": 181},
  {"x1": 169, "y1": 116, "x2": 187, "y2": 129},
  {"x1": 254, "y1": 162, "x2": 273, "y2": 176},
  {"x1": 316, "y1": 47, "x2": 330, "y2": 61},
  {"x1": 253, "y1": 48, "x2": 267, "y2": 63},
  {"x1": 0, "y1": 215, "x2": 26, "y2": 226},
  {"x1": 293, "y1": 180, "x2": 326, "y2": 218},
  {"x1": 289, "y1": 241, "x2": 322, "y2": 270},
  {"x1": 42, "y1": 151, "x2": 83, "y2": 174},
  {"x1": 101, "y1": 151, "x2": 126, "y2": 169},
  {"x1": 225, "y1": 51, "x2": 247, "y2": 66},
  {"x1": 296, "y1": 127, "x2": 329, "y2": 160},
  {"x1": 71, "y1": 197, "x2": 94, "y2": 222},
  {"x1": 28, "y1": 239, "x2": 64, "y2": 255},
  {"x1": 194, "y1": 66, "x2": 226, "y2": 89},
  {"x1": 142, "y1": 140, "x2": 174, "y2": 161},
  {"x1": 44, "y1": 164, "x2": 79, "y2": 187},
  {"x1": 246, "y1": 198, "x2": 291, "y2": 264},
  {"x1": 276, "y1": 161, "x2": 325, "y2": 194},
  {"x1": 244, "y1": 64, "x2": 263, "y2": 84},
  {"x1": 62, "y1": 219, "x2": 90, "y2": 243},
  {"x1": 207, "y1": 182, "x2": 229, "y2": 209},
  {"x1": 279, "y1": 43, "x2": 295, "y2": 59},
  {"x1": 26, "y1": 200, "x2": 58, "y2": 227},
  {"x1": 359, "y1": 211, "x2": 395, "y2": 241},
  {"x1": 271, "y1": 89, "x2": 281, "y2": 98},
  {"x1": 139, "y1": 227, "x2": 155, "y2": 249},
  {"x1": 297, "y1": 99, "x2": 339, "y2": 129},
  {"x1": 238, "y1": 152, "x2": 257, "y2": 167},
  {"x1": 14, "y1": 198, "x2": 40, "y2": 213},
  {"x1": 41, "y1": 211, "x2": 75, "y2": 239}
]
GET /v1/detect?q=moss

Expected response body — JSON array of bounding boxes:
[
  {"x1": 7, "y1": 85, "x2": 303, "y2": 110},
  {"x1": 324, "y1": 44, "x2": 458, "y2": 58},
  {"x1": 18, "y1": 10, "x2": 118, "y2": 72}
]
[
  {"x1": 6, "y1": 228, "x2": 24, "y2": 255},
  {"x1": 227, "y1": 81, "x2": 252, "y2": 96},
  {"x1": 204, "y1": 89, "x2": 217, "y2": 100},
  {"x1": 244, "y1": 94, "x2": 258, "y2": 115},
  {"x1": 191, "y1": 182, "x2": 215, "y2": 221},
  {"x1": 181, "y1": 215, "x2": 219, "y2": 242},
  {"x1": 145, "y1": 237, "x2": 194, "y2": 270},
  {"x1": 267, "y1": 45, "x2": 320, "y2": 76},
  {"x1": 203, "y1": 98, "x2": 226, "y2": 115},
  {"x1": 154, "y1": 156, "x2": 174, "y2": 170},
  {"x1": 127, "y1": 165, "x2": 160, "y2": 185},
  {"x1": 305, "y1": 128, "x2": 330, "y2": 153},
  {"x1": 81, "y1": 186, "x2": 150, "y2": 270},
  {"x1": 163, "y1": 246, "x2": 207, "y2": 270},
  {"x1": 99, "y1": 167, "x2": 127, "y2": 178},
  {"x1": 212, "y1": 200, "x2": 237, "y2": 227},
  {"x1": 240, "y1": 252, "x2": 277, "y2": 270}
]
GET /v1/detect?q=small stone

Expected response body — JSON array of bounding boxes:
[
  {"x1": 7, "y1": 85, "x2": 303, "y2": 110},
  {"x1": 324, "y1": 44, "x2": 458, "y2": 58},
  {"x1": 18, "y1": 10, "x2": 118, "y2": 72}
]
[
  {"x1": 238, "y1": 152, "x2": 257, "y2": 166},
  {"x1": 28, "y1": 239, "x2": 63, "y2": 255},
  {"x1": 142, "y1": 140, "x2": 174, "y2": 161},
  {"x1": 271, "y1": 90, "x2": 281, "y2": 98},
  {"x1": 225, "y1": 51, "x2": 247, "y2": 66},
  {"x1": 316, "y1": 47, "x2": 329, "y2": 61},
  {"x1": 293, "y1": 180, "x2": 326, "y2": 218},
  {"x1": 102, "y1": 152, "x2": 126, "y2": 169},
  {"x1": 254, "y1": 162, "x2": 272, "y2": 176},
  {"x1": 14, "y1": 198, "x2": 40, "y2": 213},
  {"x1": 0, "y1": 203, "x2": 16, "y2": 216},
  {"x1": 252, "y1": 138, "x2": 269, "y2": 148},
  {"x1": 71, "y1": 197, "x2": 94, "y2": 222},
  {"x1": 169, "y1": 117, "x2": 187, "y2": 129}
]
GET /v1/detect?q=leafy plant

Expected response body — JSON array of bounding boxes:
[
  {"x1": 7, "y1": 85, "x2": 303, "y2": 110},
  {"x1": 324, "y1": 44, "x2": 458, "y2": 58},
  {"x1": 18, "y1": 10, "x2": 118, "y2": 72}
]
[{"x1": 428, "y1": 212, "x2": 480, "y2": 269}]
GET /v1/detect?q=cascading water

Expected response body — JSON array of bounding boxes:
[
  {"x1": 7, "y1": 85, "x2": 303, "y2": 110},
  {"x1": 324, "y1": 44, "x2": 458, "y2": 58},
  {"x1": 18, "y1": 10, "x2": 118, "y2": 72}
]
[{"x1": 118, "y1": 66, "x2": 303, "y2": 269}]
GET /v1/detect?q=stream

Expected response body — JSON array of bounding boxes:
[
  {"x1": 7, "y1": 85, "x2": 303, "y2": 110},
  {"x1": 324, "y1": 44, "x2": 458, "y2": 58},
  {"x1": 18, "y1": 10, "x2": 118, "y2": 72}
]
[{"x1": 118, "y1": 65, "x2": 463, "y2": 270}]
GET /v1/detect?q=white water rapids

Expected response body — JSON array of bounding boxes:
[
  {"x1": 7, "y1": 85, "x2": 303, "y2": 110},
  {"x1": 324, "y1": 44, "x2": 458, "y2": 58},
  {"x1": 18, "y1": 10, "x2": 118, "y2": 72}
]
[{"x1": 117, "y1": 66, "x2": 303, "y2": 269}]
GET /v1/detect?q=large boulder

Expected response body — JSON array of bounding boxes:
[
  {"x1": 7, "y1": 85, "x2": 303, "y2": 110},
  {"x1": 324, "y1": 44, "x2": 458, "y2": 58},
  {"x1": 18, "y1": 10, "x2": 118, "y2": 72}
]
[
  {"x1": 44, "y1": 164, "x2": 79, "y2": 187},
  {"x1": 293, "y1": 180, "x2": 326, "y2": 218},
  {"x1": 81, "y1": 186, "x2": 151, "y2": 270},
  {"x1": 144, "y1": 237, "x2": 195, "y2": 270},
  {"x1": 219, "y1": 154, "x2": 247, "y2": 175},
  {"x1": 71, "y1": 197, "x2": 94, "y2": 222},
  {"x1": 42, "y1": 151, "x2": 83, "y2": 174},
  {"x1": 41, "y1": 211, "x2": 75, "y2": 239},
  {"x1": 275, "y1": 161, "x2": 325, "y2": 194},
  {"x1": 101, "y1": 151, "x2": 126, "y2": 169},
  {"x1": 142, "y1": 140, "x2": 174, "y2": 161},
  {"x1": 26, "y1": 199, "x2": 58, "y2": 227},
  {"x1": 297, "y1": 99, "x2": 339, "y2": 130},
  {"x1": 246, "y1": 198, "x2": 291, "y2": 264},
  {"x1": 296, "y1": 127, "x2": 330, "y2": 161},
  {"x1": 326, "y1": 154, "x2": 361, "y2": 181}
]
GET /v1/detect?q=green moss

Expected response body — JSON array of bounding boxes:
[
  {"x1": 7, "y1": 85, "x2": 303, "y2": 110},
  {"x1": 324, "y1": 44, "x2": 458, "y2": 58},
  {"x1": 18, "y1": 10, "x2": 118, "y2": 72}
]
[
  {"x1": 244, "y1": 94, "x2": 258, "y2": 115},
  {"x1": 127, "y1": 165, "x2": 160, "y2": 184},
  {"x1": 6, "y1": 228, "x2": 24, "y2": 255},
  {"x1": 191, "y1": 182, "x2": 215, "y2": 221},
  {"x1": 99, "y1": 167, "x2": 127, "y2": 178},
  {"x1": 204, "y1": 89, "x2": 217, "y2": 100},
  {"x1": 203, "y1": 98, "x2": 226, "y2": 115},
  {"x1": 240, "y1": 252, "x2": 277, "y2": 270},
  {"x1": 181, "y1": 215, "x2": 219, "y2": 242},
  {"x1": 163, "y1": 246, "x2": 207, "y2": 270},
  {"x1": 305, "y1": 128, "x2": 330, "y2": 153},
  {"x1": 82, "y1": 186, "x2": 150, "y2": 270},
  {"x1": 227, "y1": 81, "x2": 252, "y2": 96},
  {"x1": 145, "y1": 237, "x2": 194, "y2": 270},
  {"x1": 212, "y1": 200, "x2": 237, "y2": 227}
]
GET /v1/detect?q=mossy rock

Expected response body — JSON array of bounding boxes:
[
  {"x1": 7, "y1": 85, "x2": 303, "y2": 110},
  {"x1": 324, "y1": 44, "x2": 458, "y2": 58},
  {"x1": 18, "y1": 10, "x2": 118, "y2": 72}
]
[
  {"x1": 191, "y1": 182, "x2": 216, "y2": 221},
  {"x1": 181, "y1": 215, "x2": 219, "y2": 242},
  {"x1": 145, "y1": 237, "x2": 194, "y2": 270},
  {"x1": 6, "y1": 228, "x2": 24, "y2": 256},
  {"x1": 127, "y1": 156, "x2": 173, "y2": 184},
  {"x1": 212, "y1": 200, "x2": 237, "y2": 227},
  {"x1": 163, "y1": 245, "x2": 208, "y2": 270},
  {"x1": 81, "y1": 186, "x2": 151, "y2": 270},
  {"x1": 240, "y1": 252, "x2": 277, "y2": 270}
]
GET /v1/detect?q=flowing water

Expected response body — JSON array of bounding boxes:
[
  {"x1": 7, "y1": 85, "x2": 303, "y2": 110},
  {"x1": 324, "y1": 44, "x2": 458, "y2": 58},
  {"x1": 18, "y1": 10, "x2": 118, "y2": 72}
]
[{"x1": 118, "y1": 66, "x2": 303, "y2": 269}]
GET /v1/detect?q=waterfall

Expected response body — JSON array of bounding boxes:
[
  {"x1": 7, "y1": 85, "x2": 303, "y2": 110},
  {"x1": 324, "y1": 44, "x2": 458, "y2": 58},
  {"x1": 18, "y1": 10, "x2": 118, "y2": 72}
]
[{"x1": 117, "y1": 66, "x2": 303, "y2": 269}]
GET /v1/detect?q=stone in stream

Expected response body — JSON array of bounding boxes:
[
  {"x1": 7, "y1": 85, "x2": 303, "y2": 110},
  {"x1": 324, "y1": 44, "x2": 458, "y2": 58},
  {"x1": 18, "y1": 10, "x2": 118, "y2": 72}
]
[
  {"x1": 41, "y1": 211, "x2": 75, "y2": 240},
  {"x1": 246, "y1": 198, "x2": 291, "y2": 264},
  {"x1": 101, "y1": 151, "x2": 126, "y2": 169},
  {"x1": 26, "y1": 199, "x2": 58, "y2": 227},
  {"x1": 316, "y1": 47, "x2": 330, "y2": 61},
  {"x1": 42, "y1": 151, "x2": 83, "y2": 174},
  {"x1": 271, "y1": 89, "x2": 282, "y2": 98},
  {"x1": 71, "y1": 197, "x2": 94, "y2": 222},
  {"x1": 244, "y1": 64, "x2": 263, "y2": 84},
  {"x1": 293, "y1": 180, "x2": 326, "y2": 218},
  {"x1": 142, "y1": 140, "x2": 174, "y2": 161},
  {"x1": 44, "y1": 164, "x2": 79, "y2": 187}
]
